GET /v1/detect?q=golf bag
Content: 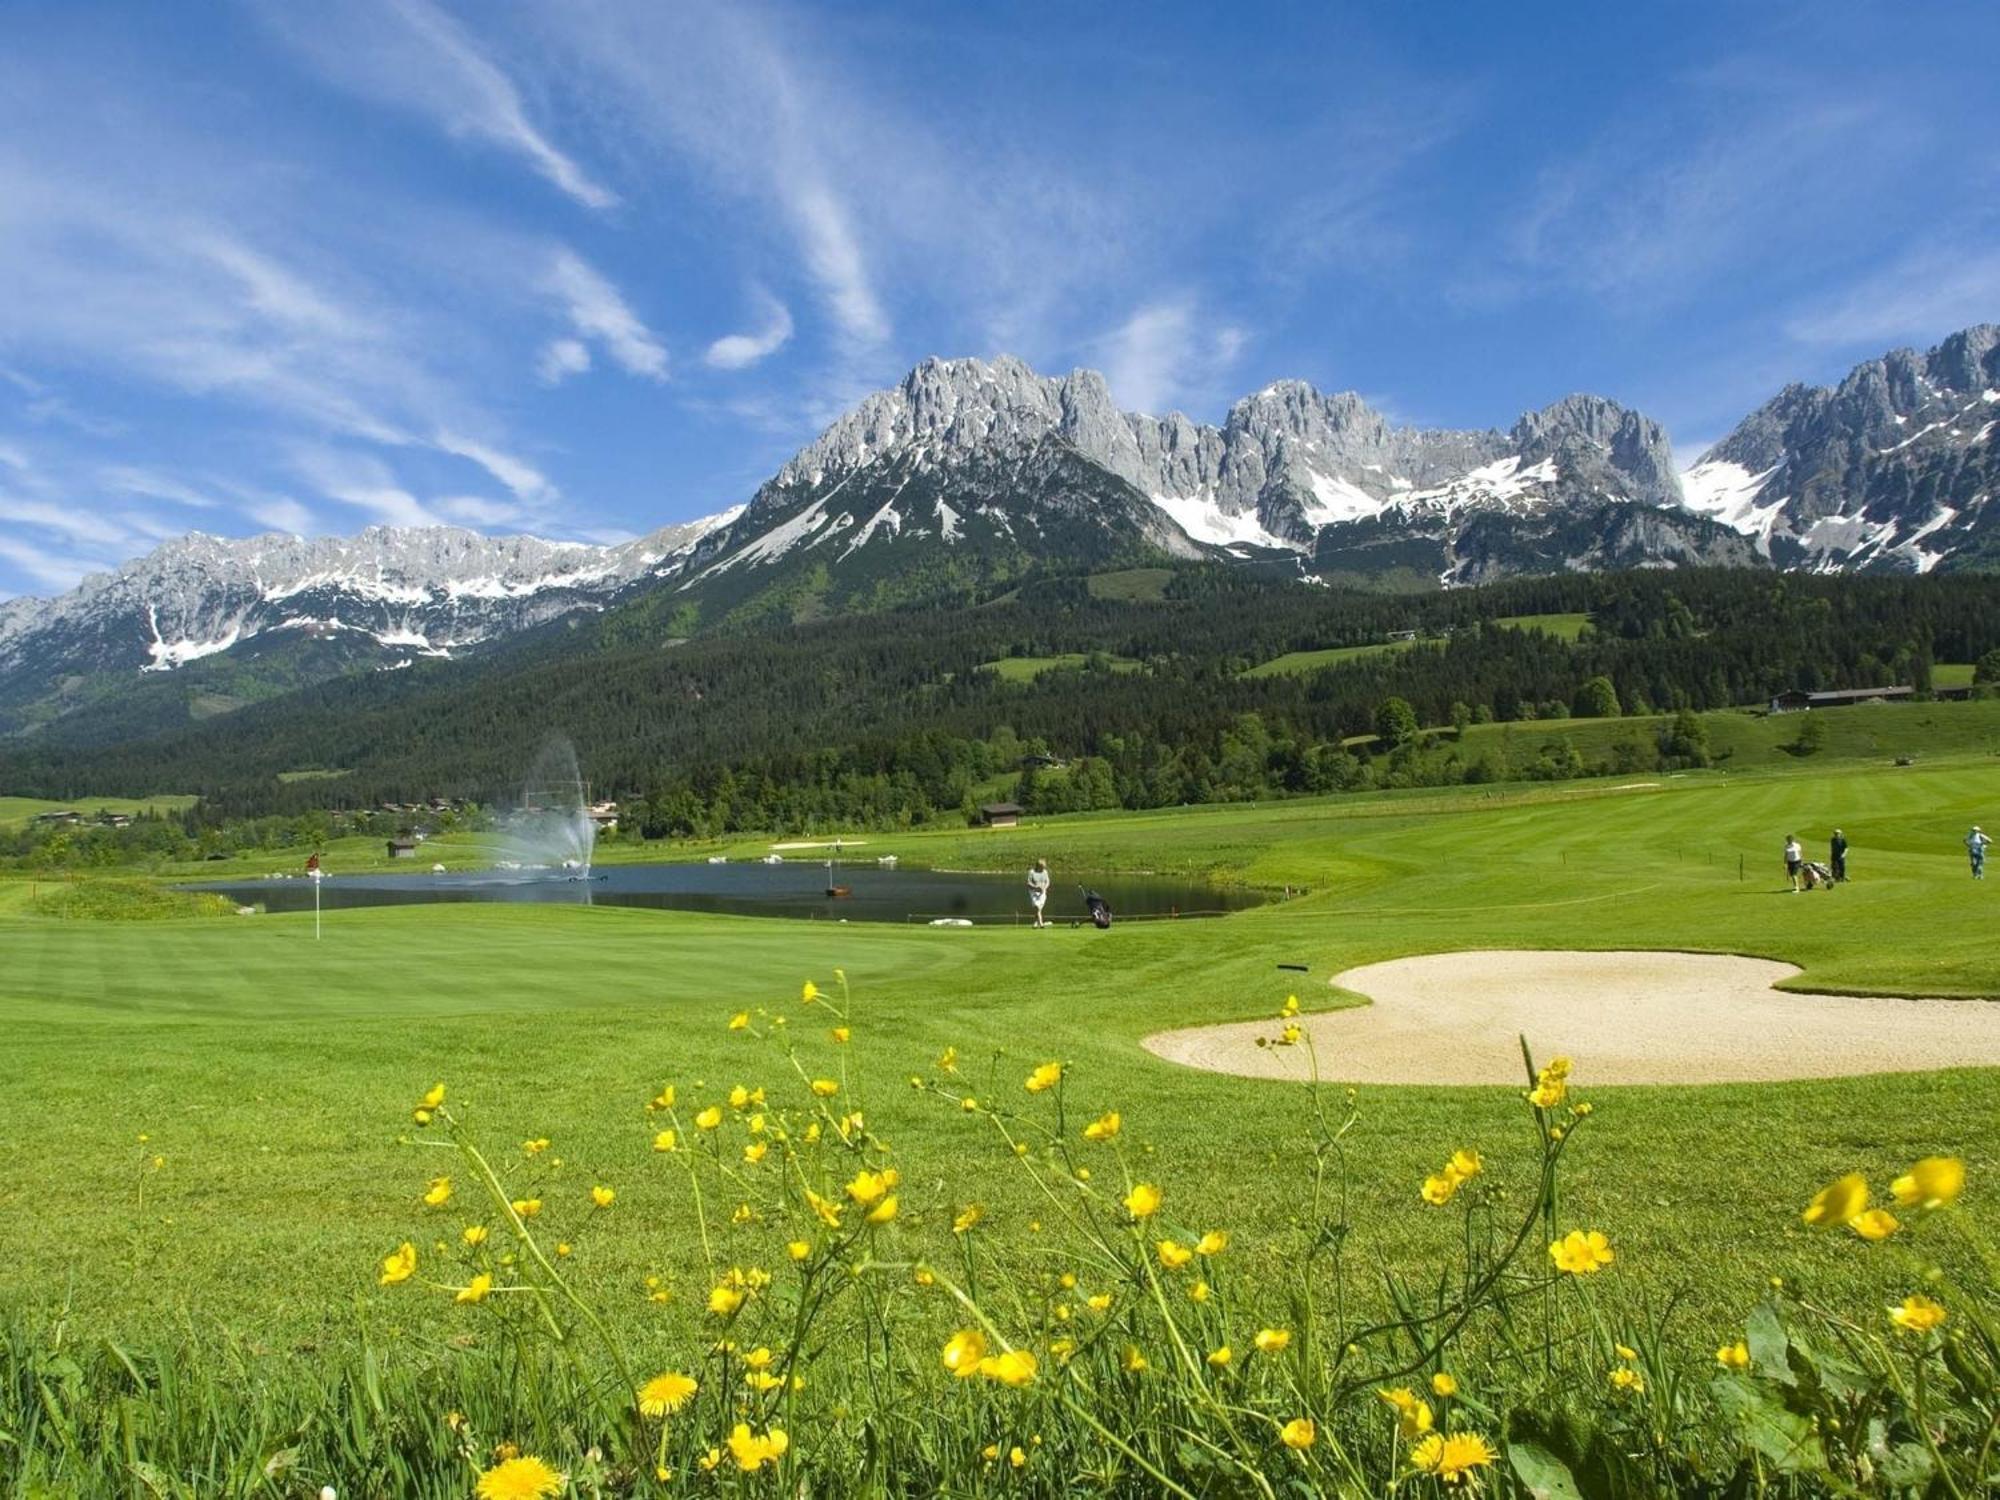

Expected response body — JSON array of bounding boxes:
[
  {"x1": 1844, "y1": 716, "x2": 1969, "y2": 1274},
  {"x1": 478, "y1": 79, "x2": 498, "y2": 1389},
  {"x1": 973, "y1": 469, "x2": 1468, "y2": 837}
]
[
  {"x1": 1800, "y1": 860, "x2": 1835, "y2": 890},
  {"x1": 1081, "y1": 888, "x2": 1113, "y2": 929}
]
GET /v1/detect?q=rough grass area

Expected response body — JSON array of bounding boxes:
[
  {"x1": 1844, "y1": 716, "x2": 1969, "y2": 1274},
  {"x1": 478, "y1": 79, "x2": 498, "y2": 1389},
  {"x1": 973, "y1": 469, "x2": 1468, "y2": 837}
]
[
  {"x1": 26, "y1": 878, "x2": 240, "y2": 921},
  {"x1": 1494, "y1": 611, "x2": 1593, "y2": 639},
  {"x1": 1240, "y1": 639, "x2": 1420, "y2": 677},
  {"x1": 978, "y1": 652, "x2": 1144, "y2": 682}
]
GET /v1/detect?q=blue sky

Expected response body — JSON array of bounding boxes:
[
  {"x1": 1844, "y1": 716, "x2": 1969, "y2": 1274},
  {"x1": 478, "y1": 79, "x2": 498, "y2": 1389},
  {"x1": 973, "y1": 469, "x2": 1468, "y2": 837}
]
[{"x1": 2, "y1": 0, "x2": 1997, "y2": 599}]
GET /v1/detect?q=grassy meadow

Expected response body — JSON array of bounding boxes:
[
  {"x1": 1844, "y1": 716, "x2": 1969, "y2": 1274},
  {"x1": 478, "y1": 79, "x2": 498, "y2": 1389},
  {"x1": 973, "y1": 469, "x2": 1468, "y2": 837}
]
[{"x1": 5, "y1": 739, "x2": 2000, "y2": 1492}]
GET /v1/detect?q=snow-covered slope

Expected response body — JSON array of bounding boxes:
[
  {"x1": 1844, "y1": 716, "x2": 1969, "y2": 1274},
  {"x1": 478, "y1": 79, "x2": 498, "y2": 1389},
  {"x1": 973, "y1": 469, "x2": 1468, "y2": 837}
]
[{"x1": 1680, "y1": 324, "x2": 2000, "y2": 573}]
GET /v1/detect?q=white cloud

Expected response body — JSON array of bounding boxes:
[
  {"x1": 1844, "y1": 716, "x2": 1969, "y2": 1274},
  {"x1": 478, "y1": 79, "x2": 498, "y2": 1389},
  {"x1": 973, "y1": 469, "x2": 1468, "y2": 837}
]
[
  {"x1": 537, "y1": 337, "x2": 592, "y2": 384},
  {"x1": 432, "y1": 429, "x2": 557, "y2": 504},
  {"x1": 1094, "y1": 300, "x2": 1249, "y2": 416},
  {"x1": 1784, "y1": 247, "x2": 2000, "y2": 349},
  {"x1": 546, "y1": 250, "x2": 668, "y2": 380},
  {"x1": 292, "y1": 447, "x2": 447, "y2": 528},
  {"x1": 251, "y1": 0, "x2": 617, "y2": 211},
  {"x1": 0, "y1": 533, "x2": 103, "y2": 593},
  {"x1": 705, "y1": 287, "x2": 796, "y2": 369},
  {"x1": 250, "y1": 497, "x2": 316, "y2": 535}
]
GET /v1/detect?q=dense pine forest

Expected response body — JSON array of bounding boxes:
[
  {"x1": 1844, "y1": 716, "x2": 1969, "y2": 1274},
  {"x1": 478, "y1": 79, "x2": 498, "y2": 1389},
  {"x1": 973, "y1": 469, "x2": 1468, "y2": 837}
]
[{"x1": 8, "y1": 567, "x2": 2000, "y2": 848}]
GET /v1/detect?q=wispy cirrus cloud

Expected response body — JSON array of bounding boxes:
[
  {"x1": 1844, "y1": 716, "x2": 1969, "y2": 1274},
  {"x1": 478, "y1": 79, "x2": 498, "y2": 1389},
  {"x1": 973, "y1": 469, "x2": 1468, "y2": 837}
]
[
  {"x1": 1094, "y1": 299, "x2": 1249, "y2": 417},
  {"x1": 544, "y1": 249, "x2": 669, "y2": 380},
  {"x1": 247, "y1": 0, "x2": 617, "y2": 211},
  {"x1": 1784, "y1": 245, "x2": 2000, "y2": 350},
  {"x1": 705, "y1": 286, "x2": 795, "y2": 370}
]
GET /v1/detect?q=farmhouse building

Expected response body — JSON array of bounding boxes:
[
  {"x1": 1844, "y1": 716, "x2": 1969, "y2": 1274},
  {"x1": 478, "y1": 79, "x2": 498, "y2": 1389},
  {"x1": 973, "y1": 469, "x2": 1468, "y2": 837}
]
[
  {"x1": 1769, "y1": 686, "x2": 1913, "y2": 713},
  {"x1": 980, "y1": 801, "x2": 1024, "y2": 828}
]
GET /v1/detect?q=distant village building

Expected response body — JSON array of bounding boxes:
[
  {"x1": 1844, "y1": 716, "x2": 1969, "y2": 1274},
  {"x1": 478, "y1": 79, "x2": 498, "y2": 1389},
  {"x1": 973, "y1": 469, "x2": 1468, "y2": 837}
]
[
  {"x1": 1386, "y1": 629, "x2": 1419, "y2": 643},
  {"x1": 32, "y1": 809, "x2": 84, "y2": 825},
  {"x1": 387, "y1": 837, "x2": 420, "y2": 859},
  {"x1": 1769, "y1": 686, "x2": 1913, "y2": 713},
  {"x1": 980, "y1": 801, "x2": 1024, "y2": 828}
]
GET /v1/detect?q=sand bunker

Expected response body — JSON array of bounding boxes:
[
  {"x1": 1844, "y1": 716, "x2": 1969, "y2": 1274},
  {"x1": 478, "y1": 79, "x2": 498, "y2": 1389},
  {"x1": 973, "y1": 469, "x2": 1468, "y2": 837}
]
[{"x1": 1143, "y1": 950, "x2": 2000, "y2": 1086}]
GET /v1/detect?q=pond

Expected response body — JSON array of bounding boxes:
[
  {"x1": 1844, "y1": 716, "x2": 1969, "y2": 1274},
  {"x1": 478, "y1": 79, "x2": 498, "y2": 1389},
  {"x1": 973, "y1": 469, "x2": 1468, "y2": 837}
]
[{"x1": 191, "y1": 860, "x2": 1268, "y2": 925}]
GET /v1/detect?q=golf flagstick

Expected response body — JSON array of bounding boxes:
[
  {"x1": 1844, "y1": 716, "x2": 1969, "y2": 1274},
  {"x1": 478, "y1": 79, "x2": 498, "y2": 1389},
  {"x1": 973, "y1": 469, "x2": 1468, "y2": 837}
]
[{"x1": 307, "y1": 851, "x2": 322, "y2": 941}]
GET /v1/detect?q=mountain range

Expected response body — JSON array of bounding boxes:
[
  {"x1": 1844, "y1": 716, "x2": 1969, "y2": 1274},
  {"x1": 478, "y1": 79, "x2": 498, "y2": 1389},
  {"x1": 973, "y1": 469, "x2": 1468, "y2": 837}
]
[{"x1": 1, "y1": 323, "x2": 1994, "y2": 738}]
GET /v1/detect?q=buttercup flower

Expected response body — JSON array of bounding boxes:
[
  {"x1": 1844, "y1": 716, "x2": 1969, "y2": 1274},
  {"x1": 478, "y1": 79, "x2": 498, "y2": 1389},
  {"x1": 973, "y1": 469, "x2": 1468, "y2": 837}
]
[
  {"x1": 455, "y1": 1273, "x2": 492, "y2": 1305},
  {"x1": 801, "y1": 980, "x2": 820, "y2": 1004},
  {"x1": 811, "y1": 1079, "x2": 840, "y2": 1098},
  {"x1": 1889, "y1": 1294, "x2": 1947, "y2": 1333},
  {"x1": 379, "y1": 1243, "x2": 416, "y2": 1286},
  {"x1": 1254, "y1": 1328, "x2": 1290, "y2": 1354},
  {"x1": 423, "y1": 1177, "x2": 452, "y2": 1208},
  {"x1": 1409, "y1": 1432, "x2": 1496, "y2": 1484},
  {"x1": 941, "y1": 1329, "x2": 987, "y2": 1377},
  {"x1": 1850, "y1": 1207, "x2": 1899, "y2": 1241},
  {"x1": 1431, "y1": 1372, "x2": 1457, "y2": 1397},
  {"x1": 591, "y1": 1185, "x2": 615, "y2": 1208},
  {"x1": 1156, "y1": 1239, "x2": 1193, "y2": 1270},
  {"x1": 1196, "y1": 1230, "x2": 1229, "y2": 1256},
  {"x1": 1281, "y1": 994, "x2": 1300, "y2": 1017},
  {"x1": 638, "y1": 1371, "x2": 697, "y2": 1417},
  {"x1": 473, "y1": 1455, "x2": 564, "y2": 1500},
  {"x1": 1378, "y1": 1387, "x2": 1433, "y2": 1440},
  {"x1": 1280, "y1": 1417, "x2": 1316, "y2": 1450},
  {"x1": 1124, "y1": 1183, "x2": 1162, "y2": 1218},
  {"x1": 1608, "y1": 1367, "x2": 1644, "y2": 1394},
  {"x1": 511, "y1": 1198, "x2": 542, "y2": 1219},
  {"x1": 726, "y1": 1423, "x2": 788, "y2": 1472},
  {"x1": 708, "y1": 1284, "x2": 745, "y2": 1317},
  {"x1": 865, "y1": 1195, "x2": 898, "y2": 1224},
  {"x1": 462, "y1": 1225, "x2": 488, "y2": 1247},
  {"x1": 1082, "y1": 1111, "x2": 1122, "y2": 1142},
  {"x1": 694, "y1": 1106, "x2": 722, "y2": 1130},
  {"x1": 1123, "y1": 1346, "x2": 1148, "y2": 1372},
  {"x1": 728, "y1": 1012, "x2": 749, "y2": 1031},
  {"x1": 1716, "y1": 1341, "x2": 1750, "y2": 1370},
  {"x1": 952, "y1": 1203, "x2": 983, "y2": 1234},
  {"x1": 1802, "y1": 1172, "x2": 1869, "y2": 1228},
  {"x1": 1549, "y1": 1229, "x2": 1614, "y2": 1274},
  {"x1": 845, "y1": 1169, "x2": 889, "y2": 1205},
  {"x1": 787, "y1": 1240, "x2": 811, "y2": 1261},
  {"x1": 1025, "y1": 1061, "x2": 1063, "y2": 1093},
  {"x1": 938, "y1": 1046, "x2": 958, "y2": 1072},
  {"x1": 1891, "y1": 1157, "x2": 1965, "y2": 1210},
  {"x1": 1421, "y1": 1174, "x2": 1459, "y2": 1207},
  {"x1": 1207, "y1": 1345, "x2": 1231, "y2": 1367},
  {"x1": 420, "y1": 1083, "x2": 446, "y2": 1111},
  {"x1": 977, "y1": 1349, "x2": 1038, "y2": 1387}
]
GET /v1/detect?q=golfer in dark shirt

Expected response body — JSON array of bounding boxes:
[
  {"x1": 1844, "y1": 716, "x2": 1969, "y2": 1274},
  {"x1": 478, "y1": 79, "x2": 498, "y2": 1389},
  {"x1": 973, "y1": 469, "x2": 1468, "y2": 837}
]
[{"x1": 1830, "y1": 829, "x2": 1848, "y2": 882}]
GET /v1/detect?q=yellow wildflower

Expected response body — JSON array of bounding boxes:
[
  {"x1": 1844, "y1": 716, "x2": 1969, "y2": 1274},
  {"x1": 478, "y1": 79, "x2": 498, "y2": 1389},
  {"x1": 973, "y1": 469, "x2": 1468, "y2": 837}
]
[
  {"x1": 1716, "y1": 1341, "x2": 1750, "y2": 1370},
  {"x1": 1124, "y1": 1183, "x2": 1162, "y2": 1218},
  {"x1": 1025, "y1": 1061, "x2": 1063, "y2": 1093},
  {"x1": 1891, "y1": 1156, "x2": 1965, "y2": 1210},
  {"x1": 378, "y1": 1242, "x2": 417, "y2": 1286},
  {"x1": 1207, "y1": 1345, "x2": 1232, "y2": 1367},
  {"x1": 831, "y1": 1025, "x2": 851, "y2": 1043},
  {"x1": 1409, "y1": 1432, "x2": 1496, "y2": 1484},
  {"x1": 1009, "y1": 1446, "x2": 1027, "y2": 1469},
  {"x1": 1156, "y1": 1239, "x2": 1193, "y2": 1270},
  {"x1": 455, "y1": 1273, "x2": 493, "y2": 1305},
  {"x1": 1123, "y1": 1346, "x2": 1148, "y2": 1372},
  {"x1": 511, "y1": 1198, "x2": 542, "y2": 1219},
  {"x1": 743, "y1": 1141, "x2": 768, "y2": 1164},
  {"x1": 708, "y1": 1284, "x2": 745, "y2": 1317},
  {"x1": 1850, "y1": 1208, "x2": 1899, "y2": 1241},
  {"x1": 1609, "y1": 1367, "x2": 1644, "y2": 1394},
  {"x1": 725, "y1": 1423, "x2": 788, "y2": 1472},
  {"x1": 728, "y1": 1012, "x2": 749, "y2": 1031},
  {"x1": 938, "y1": 1045, "x2": 959, "y2": 1072},
  {"x1": 787, "y1": 1240, "x2": 811, "y2": 1261},
  {"x1": 1082, "y1": 1110, "x2": 1122, "y2": 1142},
  {"x1": 1280, "y1": 1417, "x2": 1316, "y2": 1450},
  {"x1": 1802, "y1": 1172, "x2": 1869, "y2": 1228},
  {"x1": 1421, "y1": 1173, "x2": 1459, "y2": 1207},
  {"x1": 805, "y1": 1190, "x2": 843, "y2": 1228},
  {"x1": 591, "y1": 1185, "x2": 615, "y2": 1209},
  {"x1": 801, "y1": 980, "x2": 820, "y2": 1004},
  {"x1": 1548, "y1": 1229, "x2": 1614, "y2": 1275},
  {"x1": 941, "y1": 1328, "x2": 987, "y2": 1378},
  {"x1": 652, "y1": 1129, "x2": 678, "y2": 1152},
  {"x1": 462, "y1": 1225, "x2": 488, "y2": 1247},
  {"x1": 649, "y1": 1084, "x2": 676, "y2": 1111},
  {"x1": 423, "y1": 1176, "x2": 452, "y2": 1208},
  {"x1": 556, "y1": 1242, "x2": 572, "y2": 1258},
  {"x1": 1278, "y1": 1023, "x2": 1302, "y2": 1046},
  {"x1": 420, "y1": 1082, "x2": 446, "y2": 1110},
  {"x1": 1187, "y1": 1280, "x2": 1210, "y2": 1302},
  {"x1": 1196, "y1": 1229, "x2": 1229, "y2": 1256},
  {"x1": 637, "y1": 1371, "x2": 697, "y2": 1417},
  {"x1": 866, "y1": 1195, "x2": 899, "y2": 1225},
  {"x1": 1281, "y1": 993, "x2": 1300, "y2": 1017},
  {"x1": 953, "y1": 1203, "x2": 984, "y2": 1234},
  {"x1": 1615, "y1": 1344, "x2": 1637, "y2": 1361},
  {"x1": 473, "y1": 1455, "x2": 564, "y2": 1500},
  {"x1": 961, "y1": 1096, "x2": 978, "y2": 1112},
  {"x1": 845, "y1": 1169, "x2": 889, "y2": 1205},
  {"x1": 522, "y1": 1138, "x2": 550, "y2": 1155},
  {"x1": 1431, "y1": 1372, "x2": 1458, "y2": 1397},
  {"x1": 694, "y1": 1106, "x2": 722, "y2": 1130},
  {"x1": 1378, "y1": 1387, "x2": 1433, "y2": 1440},
  {"x1": 1889, "y1": 1294, "x2": 1947, "y2": 1333},
  {"x1": 1254, "y1": 1328, "x2": 1290, "y2": 1354},
  {"x1": 811, "y1": 1078, "x2": 840, "y2": 1097},
  {"x1": 977, "y1": 1348, "x2": 1038, "y2": 1387},
  {"x1": 1088, "y1": 1293, "x2": 1114, "y2": 1312},
  {"x1": 1449, "y1": 1148, "x2": 1482, "y2": 1179}
]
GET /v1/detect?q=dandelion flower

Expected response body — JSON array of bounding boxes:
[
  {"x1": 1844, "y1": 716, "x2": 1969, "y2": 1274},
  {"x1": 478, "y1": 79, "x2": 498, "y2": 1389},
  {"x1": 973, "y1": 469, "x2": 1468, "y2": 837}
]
[
  {"x1": 638, "y1": 1371, "x2": 697, "y2": 1417},
  {"x1": 1802, "y1": 1172, "x2": 1869, "y2": 1228},
  {"x1": 1156, "y1": 1239, "x2": 1193, "y2": 1270},
  {"x1": 1254, "y1": 1328, "x2": 1290, "y2": 1354},
  {"x1": 694, "y1": 1107, "x2": 722, "y2": 1130},
  {"x1": 1715, "y1": 1341, "x2": 1750, "y2": 1370},
  {"x1": 1850, "y1": 1208, "x2": 1899, "y2": 1241},
  {"x1": 473, "y1": 1455, "x2": 564, "y2": 1500},
  {"x1": 455, "y1": 1273, "x2": 493, "y2": 1305},
  {"x1": 1082, "y1": 1111, "x2": 1122, "y2": 1142},
  {"x1": 1196, "y1": 1230, "x2": 1229, "y2": 1256},
  {"x1": 977, "y1": 1348, "x2": 1038, "y2": 1387},
  {"x1": 1280, "y1": 1417, "x2": 1315, "y2": 1450},
  {"x1": 1889, "y1": 1294, "x2": 1946, "y2": 1333},
  {"x1": 1025, "y1": 1061, "x2": 1063, "y2": 1093},
  {"x1": 652, "y1": 1130, "x2": 678, "y2": 1152},
  {"x1": 1431, "y1": 1372, "x2": 1457, "y2": 1397},
  {"x1": 1409, "y1": 1432, "x2": 1496, "y2": 1484},
  {"x1": 1124, "y1": 1183, "x2": 1161, "y2": 1218},
  {"x1": 1548, "y1": 1229, "x2": 1614, "y2": 1275},
  {"x1": 1891, "y1": 1156, "x2": 1964, "y2": 1210},
  {"x1": 378, "y1": 1242, "x2": 417, "y2": 1286},
  {"x1": 941, "y1": 1329, "x2": 987, "y2": 1377},
  {"x1": 591, "y1": 1185, "x2": 615, "y2": 1209},
  {"x1": 423, "y1": 1177, "x2": 452, "y2": 1208}
]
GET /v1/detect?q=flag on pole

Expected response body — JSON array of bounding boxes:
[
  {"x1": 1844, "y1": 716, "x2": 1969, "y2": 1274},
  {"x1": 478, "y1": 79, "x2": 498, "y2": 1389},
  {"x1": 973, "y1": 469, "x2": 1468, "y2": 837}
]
[{"x1": 306, "y1": 852, "x2": 321, "y2": 874}]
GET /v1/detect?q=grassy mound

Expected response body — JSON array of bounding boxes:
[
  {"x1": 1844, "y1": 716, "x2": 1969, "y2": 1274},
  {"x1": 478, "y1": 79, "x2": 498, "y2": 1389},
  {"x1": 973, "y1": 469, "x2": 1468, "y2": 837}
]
[{"x1": 28, "y1": 878, "x2": 241, "y2": 921}]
